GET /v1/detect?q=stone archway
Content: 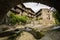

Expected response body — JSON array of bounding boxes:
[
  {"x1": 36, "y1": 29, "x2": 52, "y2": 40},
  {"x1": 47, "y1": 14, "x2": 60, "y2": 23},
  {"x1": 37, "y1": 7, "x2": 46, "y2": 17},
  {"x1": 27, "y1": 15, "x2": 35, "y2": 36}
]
[{"x1": 0, "y1": 0, "x2": 60, "y2": 24}]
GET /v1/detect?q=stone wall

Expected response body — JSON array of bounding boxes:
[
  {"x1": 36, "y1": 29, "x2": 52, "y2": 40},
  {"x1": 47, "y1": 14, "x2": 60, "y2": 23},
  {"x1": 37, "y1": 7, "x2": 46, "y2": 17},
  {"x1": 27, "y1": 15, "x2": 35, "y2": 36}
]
[{"x1": 37, "y1": 9, "x2": 56, "y2": 27}]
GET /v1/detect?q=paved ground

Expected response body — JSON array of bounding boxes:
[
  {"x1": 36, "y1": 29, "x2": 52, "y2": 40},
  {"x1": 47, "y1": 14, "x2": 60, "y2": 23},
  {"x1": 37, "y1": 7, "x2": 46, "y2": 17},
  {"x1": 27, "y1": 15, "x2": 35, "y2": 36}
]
[
  {"x1": 0, "y1": 20, "x2": 56, "y2": 40},
  {"x1": 40, "y1": 29, "x2": 60, "y2": 40}
]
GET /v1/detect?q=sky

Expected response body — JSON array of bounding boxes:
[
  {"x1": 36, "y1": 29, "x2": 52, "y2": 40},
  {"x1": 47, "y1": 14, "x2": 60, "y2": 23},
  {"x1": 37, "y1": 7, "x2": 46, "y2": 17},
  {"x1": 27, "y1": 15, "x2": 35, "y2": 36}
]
[{"x1": 23, "y1": 2, "x2": 51, "y2": 13}]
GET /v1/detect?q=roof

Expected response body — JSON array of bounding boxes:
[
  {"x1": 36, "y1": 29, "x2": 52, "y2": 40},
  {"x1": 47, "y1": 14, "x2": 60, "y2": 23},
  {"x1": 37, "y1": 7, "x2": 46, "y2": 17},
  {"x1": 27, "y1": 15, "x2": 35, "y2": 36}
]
[{"x1": 23, "y1": 2, "x2": 50, "y2": 13}]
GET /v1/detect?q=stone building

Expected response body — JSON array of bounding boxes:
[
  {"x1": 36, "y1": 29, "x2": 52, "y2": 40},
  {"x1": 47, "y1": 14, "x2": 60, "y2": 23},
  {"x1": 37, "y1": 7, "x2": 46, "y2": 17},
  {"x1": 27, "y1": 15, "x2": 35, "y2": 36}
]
[
  {"x1": 10, "y1": 4, "x2": 35, "y2": 18},
  {"x1": 38, "y1": 8, "x2": 56, "y2": 26},
  {"x1": 7, "y1": 3, "x2": 56, "y2": 26}
]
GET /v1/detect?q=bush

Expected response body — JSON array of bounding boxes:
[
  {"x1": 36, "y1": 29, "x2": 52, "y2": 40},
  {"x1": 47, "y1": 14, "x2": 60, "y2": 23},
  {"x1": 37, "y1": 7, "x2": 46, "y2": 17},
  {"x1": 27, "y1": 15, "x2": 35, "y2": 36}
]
[
  {"x1": 9, "y1": 13, "x2": 17, "y2": 25},
  {"x1": 17, "y1": 16, "x2": 29, "y2": 24},
  {"x1": 31, "y1": 28, "x2": 44, "y2": 39},
  {"x1": 53, "y1": 11, "x2": 60, "y2": 25},
  {"x1": 8, "y1": 12, "x2": 29, "y2": 25}
]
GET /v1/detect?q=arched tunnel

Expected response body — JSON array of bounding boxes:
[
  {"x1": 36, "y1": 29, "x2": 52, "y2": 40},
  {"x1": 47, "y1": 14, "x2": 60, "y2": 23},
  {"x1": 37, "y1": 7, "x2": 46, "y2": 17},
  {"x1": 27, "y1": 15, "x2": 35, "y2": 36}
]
[
  {"x1": 0, "y1": 0, "x2": 60, "y2": 40},
  {"x1": 0, "y1": 0, "x2": 60, "y2": 24}
]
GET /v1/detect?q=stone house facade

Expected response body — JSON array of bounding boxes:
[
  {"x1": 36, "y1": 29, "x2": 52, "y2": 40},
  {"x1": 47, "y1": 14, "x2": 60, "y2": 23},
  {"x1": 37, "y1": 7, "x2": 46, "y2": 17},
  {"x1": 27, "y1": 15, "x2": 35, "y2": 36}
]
[
  {"x1": 7, "y1": 4, "x2": 56, "y2": 26},
  {"x1": 38, "y1": 8, "x2": 56, "y2": 26}
]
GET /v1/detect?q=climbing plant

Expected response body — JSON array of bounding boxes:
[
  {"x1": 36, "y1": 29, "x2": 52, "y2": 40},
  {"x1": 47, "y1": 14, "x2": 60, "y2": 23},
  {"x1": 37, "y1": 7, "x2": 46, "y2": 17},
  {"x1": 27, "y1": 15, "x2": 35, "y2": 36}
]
[{"x1": 8, "y1": 12, "x2": 29, "y2": 25}]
